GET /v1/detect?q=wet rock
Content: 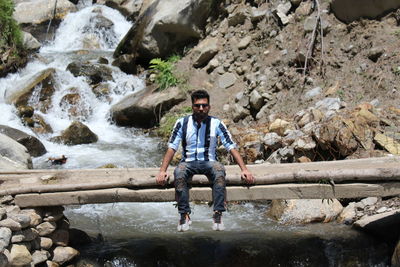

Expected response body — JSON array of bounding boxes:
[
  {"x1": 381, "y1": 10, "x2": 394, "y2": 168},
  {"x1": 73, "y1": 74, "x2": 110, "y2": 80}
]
[
  {"x1": 22, "y1": 31, "x2": 41, "y2": 50},
  {"x1": 0, "y1": 133, "x2": 32, "y2": 170},
  {"x1": 49, "y1": 229, "x2": 69, "y2": 246},
  {"x1": 31, "y1": 114, "x2": 53, "y2": 135},
  {"x1": 36, "y1": 222, "x2": 57, "y2": 236},
  {"x1": 269, "y1": 199, "x2": 343, "y2": 224},
  {"x1": 354, "y1": 209, "x2": 400, "y2": 244},
  {"x1": 67, "y1": 62, "x2": 113, "y2": 84},
  {"x1": 0, "y1": 227, "x2": 12, "y2": 252},
  {"x1": 0, "y1": 125, "x2": 47, "y2": 157},
  {"x1": 32, "y1": 250, "x2": 51, "y2": 265},
  {"x1": 52, "y1": 246, "x2": 79, "y2": 265},
  {"x1": 52, "y1": 121, "x2": 98, "y2": 145},
  {"x1": 17, "y1": 105, "x2": 34, "y2": 118},
  {"x1": 59, "y1": 93, "x2": 92, "y2": 120},
  {"x1": 5, "y1": 68, "x2": 56, "y2": 113},
  {"x1": 337, "y1": 202, "x2": 356, "y2": 224},
  {"x1": 218, "y1": 72, "x2": 237, "y2": 89},
  {"x1": 10, "y1": 244, "x2": 32, "y2": 266},
  {"x1": 191, "y1": 37, "x2": 219, "y2": 68}
]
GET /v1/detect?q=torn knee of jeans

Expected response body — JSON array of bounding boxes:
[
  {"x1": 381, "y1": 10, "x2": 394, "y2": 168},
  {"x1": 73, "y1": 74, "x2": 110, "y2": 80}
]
[
  {"x1": 212, "y1": 162, "x2": 225, "y2": 171},
  {"x1": 175, "y1": 178, "x2": 186, "y2": 191},
  {"x1": 178, "y1": 163, "x2": 187, "y2": 170}
]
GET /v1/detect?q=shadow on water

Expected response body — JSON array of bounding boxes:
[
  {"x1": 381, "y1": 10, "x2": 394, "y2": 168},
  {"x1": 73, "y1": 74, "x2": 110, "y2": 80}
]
[{"x1": 74, "y1": 230, "x2": 390, "y2": 267}]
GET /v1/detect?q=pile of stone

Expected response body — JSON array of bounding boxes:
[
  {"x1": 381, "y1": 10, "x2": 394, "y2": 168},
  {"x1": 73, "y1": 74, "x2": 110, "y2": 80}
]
[
  {"x1": 225, "y1": 101, "x2": 400, "y2": 164},
  {"x1": 0, "y1": 196, "x2": 80, "y2": 266}
]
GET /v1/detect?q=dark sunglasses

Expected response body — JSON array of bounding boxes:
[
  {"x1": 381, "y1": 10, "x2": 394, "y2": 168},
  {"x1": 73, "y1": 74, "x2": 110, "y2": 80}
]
[{"x1": 193, "y1": 104, "x2": 209, "y2": 108}]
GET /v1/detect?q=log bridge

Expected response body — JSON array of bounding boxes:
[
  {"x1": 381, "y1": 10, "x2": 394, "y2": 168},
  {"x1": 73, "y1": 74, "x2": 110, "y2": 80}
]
[{"x1": 1, "y1": 157, "x2": 400, "y2": 208}]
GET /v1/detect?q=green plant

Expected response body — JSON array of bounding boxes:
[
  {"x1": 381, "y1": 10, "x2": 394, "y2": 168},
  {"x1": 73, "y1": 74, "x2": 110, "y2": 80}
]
[
  {"x1": 337, "y1": 89, "x2": 344, "y2": 99},
  {"x1": 392, "y1": 30, "x2": 400, "y2": 38},
  {"x1": 393, "y1": 66, "x2": 400, "y2": 76},
  {"x1": 0, "y1": 0, "x2": 23, "y2": 51},
  {"x1": 149, "y1": 55, "x2": 181, "y2": 90}
]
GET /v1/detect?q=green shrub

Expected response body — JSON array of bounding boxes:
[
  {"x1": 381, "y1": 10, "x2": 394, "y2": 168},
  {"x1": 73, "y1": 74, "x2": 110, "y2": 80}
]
[
  {"x1": 149, "y1": 55, "x2": 181, "y2": 90},
  {"x1": 0, "y1": 0, "x2": 23, "y2": 51}
]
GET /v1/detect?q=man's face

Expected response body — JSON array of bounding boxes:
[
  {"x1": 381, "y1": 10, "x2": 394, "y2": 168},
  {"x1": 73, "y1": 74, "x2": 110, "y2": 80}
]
[{"x1": 192, "y1": 98, "x2": 210, "y2": 121}]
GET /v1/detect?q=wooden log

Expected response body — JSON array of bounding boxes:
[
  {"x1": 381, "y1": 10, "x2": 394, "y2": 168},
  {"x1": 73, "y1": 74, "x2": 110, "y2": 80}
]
[
  {"x1": 2, "y1": 167, "x2": 400, "y2": 196},
  {"x1": 13, "y1": 182, "x2": 400, "y2": 207}
]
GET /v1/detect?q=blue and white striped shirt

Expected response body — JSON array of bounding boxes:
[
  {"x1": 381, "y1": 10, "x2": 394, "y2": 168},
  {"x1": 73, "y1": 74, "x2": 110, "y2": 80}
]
[{"x1": 168, "y1": 115, "x2": 237, "y2": 162}]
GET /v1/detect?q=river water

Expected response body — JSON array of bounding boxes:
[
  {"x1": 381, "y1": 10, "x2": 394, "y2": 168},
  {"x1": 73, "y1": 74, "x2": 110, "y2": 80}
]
[{"x1": 0, "y1": 2, "x2": 392, "y2": 266}]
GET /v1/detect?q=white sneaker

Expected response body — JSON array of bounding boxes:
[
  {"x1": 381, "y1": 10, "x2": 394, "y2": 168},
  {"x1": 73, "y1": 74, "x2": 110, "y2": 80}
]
[
  {"x1": 212, "y1": 211, "x2": 225, "y2": 231},
  {"x1": 177, "y1": 213, "x2": 191, "y2": 232}
]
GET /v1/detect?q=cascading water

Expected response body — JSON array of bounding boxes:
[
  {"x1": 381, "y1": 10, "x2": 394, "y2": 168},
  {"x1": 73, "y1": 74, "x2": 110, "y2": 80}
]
[
  {"x1": 0, "y1": 3, "x2": 392, "y2": 266},
  {"x1": 0, "y1": 2, "x2": 163, "y2": 169}
]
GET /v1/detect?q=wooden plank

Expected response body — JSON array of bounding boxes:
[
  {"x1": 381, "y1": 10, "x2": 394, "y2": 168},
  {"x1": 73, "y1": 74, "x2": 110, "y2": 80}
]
[{"x1": 14, "y1": 182, "x2": 400, "y2": 207}]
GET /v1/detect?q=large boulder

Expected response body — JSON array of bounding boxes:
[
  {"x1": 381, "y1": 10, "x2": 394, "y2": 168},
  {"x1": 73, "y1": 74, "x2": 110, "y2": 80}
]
[
  {"x1": 97, "y1": 0, "x2": 144, "y2": 21},
  {"x1": 0, "y1": 133, "x2": 32, "y2": 169},
  {"x1": 191, "y1": 37, "x2": 220, "y2": 68},
  {"x1": 51, "y1": 121, "x2": 98, "y2": 145},
  {"x1": 331, "y1": 0, "x2": 400, "y2": 23},
  {"x1": 114, "y1": 0, "x2": 215, "y2": 67},
  {"x1": 268, "y1": 199, "x2": 344, "y2": 224},
  {"x1": 111, "y1": 86, "x2": 186, "y2": 128},
  {"x1": 5, "y1": 68, "x2": 56, "y2": 113},
  {"x1": 0, "y1": 125, "x2": 47, "y2": 157},
  {"x1": 66, "y1": 62, "x2": 113, "y2": 85},
  {"x1": 13, "y1": 0, "x2": 77, "y2": 25}
]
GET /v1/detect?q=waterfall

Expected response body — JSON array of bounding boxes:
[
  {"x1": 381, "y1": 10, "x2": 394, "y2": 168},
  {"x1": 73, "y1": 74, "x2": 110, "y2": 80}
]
[{"x1": 0, "y1": 3, "x2": 162, "y2": 169}]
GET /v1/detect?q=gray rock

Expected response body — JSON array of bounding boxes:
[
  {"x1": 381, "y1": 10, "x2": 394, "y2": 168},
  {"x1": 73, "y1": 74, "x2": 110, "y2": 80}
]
[
  {"x1": 269, "y1": 199, "x2": 343, "y2": 224},
  {"x1": 207, "y1": 58, "x2": 220, "y2": 72},
  {"x1": 249, "y1": 90, "x2": 264, "y2": 111},
  {"x1": 263, "y1": 133, "x2": 282, "y2": 150},
  {"x1": 192, "y1": 37, "x2": 219, "y2": 68},
  {"x1": 293, "y1": 136, "x2": 316, "y2": 151},
  {"x1": 51, "y1": 121, "x2": 98, "y2": 145},
  {"x1": 315, "y1": 98, "x2": 341, "y2": 112},
  {"x1": 304, "y1": 87, "x2": 322, "y2": 100},
  {"x1": 266, "y1": 147, "x2": 294, "y2": 163},
  {"x1": 0, "y1": 133, "x2": 32, "y2": 170},
  {"x1": 250, "y1": 7, "x2": 267, "y2": 22},
  {"x1": 361, "y1": 197, "x2": 378, "y2": 207},
  {"x1": 52, "y1": 246, "x2": 79, "y2": 265},
  {"x1": 218, "y1": 73, "x2": 237, "y2": 89},
  {"x1": 0, "y1": 252, "x2": 8, "y2": 267},
  {"x1": 0, "y1": 125, "x2": 47, "y2": 157},
  {"x1": 337, "y1": 202, "x2": 356, "y2": 224},
  {"x1": 9, "y1": 244, "x2": 32, "y2": 266},
  {"x1": 367, "y1": 47, "x2": 385, "y2": 62},
  {"x1": 11, "y1": 228, "x2": 39, "y2": 243},
  {"x1": 277, "y1": 2, "x2": 292, "y2": 15},
  {"x1": 283, "y1": 130, "x2": 305, "y2": 145},
  {"x1": 67, "y1": 62, "x2": 113, "y2": 85},
  {"x1": 231, "y1": 104, "x2": 250, "y2": 123},
  {"x1": 331, "y1": 0, "x2": 400, "y2": 23},
  {"x1": 32, "y1": 250, "x2": 51, "y2": 265},
  {"x1": 0, "y1": 227, "x2": 12, "y2": 252},
  {"x1": 377, "y1": 207, "x2": 388, "y2": 213},
  {"x1": 237, "y1": 36, "x2": 252, "y2": 50},
  {"x1": 304, "y1": 16, "x2": 331, "y2": 35},
  {"x1": 7, "y1": 213, "x2": 31, "y2": 229},
  {"x1": 40, "y1": 237, "x2": 53, "y2": 250},
  {"x1": 0, "y1": 196, "x2": 13, "y2": 205},
  {"x1": 14, "y1": 0, "x2": 76, "y2": 24},
  {"x1": 22, "y1": 31, "x2": 41, "y2": 50},
  {"x1": 111, "y1": 86, "x2": 186, "y2": 128},
  {"x1": 228, "y1": 9, "x2": 247, "y2": 27},
  {"x1": 0, "y1": 218, "x2": 21, "y2": 231},
  {"x1": 36, "y1": 222, "x2": 56, "y2": 236}
]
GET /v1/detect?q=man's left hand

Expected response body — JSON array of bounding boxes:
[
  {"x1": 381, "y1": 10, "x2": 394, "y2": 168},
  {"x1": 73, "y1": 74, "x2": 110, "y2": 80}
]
[{"x1": 241, "y1": 170, "x2": 255, "y2": 184}]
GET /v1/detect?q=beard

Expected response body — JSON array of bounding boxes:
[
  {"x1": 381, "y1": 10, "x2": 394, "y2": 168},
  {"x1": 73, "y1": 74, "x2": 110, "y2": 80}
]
[{"x1": 193, "y1": 111, "x2": 208, "y2": 121}]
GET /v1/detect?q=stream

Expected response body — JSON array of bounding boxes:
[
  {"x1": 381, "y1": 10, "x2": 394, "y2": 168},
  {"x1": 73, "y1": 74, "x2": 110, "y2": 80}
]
[{"x1": 0, "y1": 1, "x2": 393, "y2": 266}]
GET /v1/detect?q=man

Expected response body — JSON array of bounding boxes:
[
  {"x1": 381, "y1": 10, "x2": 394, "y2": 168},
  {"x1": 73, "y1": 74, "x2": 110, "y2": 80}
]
[{"x1": 156, "y1": 90, "x2": 254, "y2": 231}]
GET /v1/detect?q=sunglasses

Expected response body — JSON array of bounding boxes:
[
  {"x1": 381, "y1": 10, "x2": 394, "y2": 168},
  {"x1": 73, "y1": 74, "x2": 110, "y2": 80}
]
[{"x1": 193, "y1": 104, "x2": 209, "y2": 108}]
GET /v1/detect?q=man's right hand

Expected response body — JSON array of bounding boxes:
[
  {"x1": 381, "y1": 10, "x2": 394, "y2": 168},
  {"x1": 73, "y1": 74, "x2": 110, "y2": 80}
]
[{"x1": 156, "y1": 171, "x2": 169, "y2": 186}]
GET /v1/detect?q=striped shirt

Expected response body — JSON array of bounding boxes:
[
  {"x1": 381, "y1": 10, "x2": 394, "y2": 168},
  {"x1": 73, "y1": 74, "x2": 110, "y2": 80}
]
[{"x1": 168, "y1": 115, "x2": 237, "y2": 162}]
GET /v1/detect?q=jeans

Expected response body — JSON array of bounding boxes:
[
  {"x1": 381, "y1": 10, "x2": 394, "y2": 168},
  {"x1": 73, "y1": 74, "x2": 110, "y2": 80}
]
[{"x1": 173, "y1": 161, "x2": 226, "y2": 214}]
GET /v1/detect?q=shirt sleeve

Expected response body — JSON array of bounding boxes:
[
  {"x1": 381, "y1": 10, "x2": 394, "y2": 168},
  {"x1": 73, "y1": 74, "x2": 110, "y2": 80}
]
[
  {"x1": 168, "y1": 118, "x2": 183, "y2": 151},
  {"x1": 216, "y1": 120, "x2": 237, "y2": 151}
]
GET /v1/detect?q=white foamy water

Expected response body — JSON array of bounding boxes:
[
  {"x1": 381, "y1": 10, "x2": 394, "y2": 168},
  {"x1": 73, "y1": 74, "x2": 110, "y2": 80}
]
[{"x1": 0, "y1": 4, "x2": 163, "y2": 169}]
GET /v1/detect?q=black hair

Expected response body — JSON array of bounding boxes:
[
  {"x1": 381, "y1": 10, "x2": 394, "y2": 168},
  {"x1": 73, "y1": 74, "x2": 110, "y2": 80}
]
[{"x1": 191, "y1": 90, "x2": 210, "y2": 104}]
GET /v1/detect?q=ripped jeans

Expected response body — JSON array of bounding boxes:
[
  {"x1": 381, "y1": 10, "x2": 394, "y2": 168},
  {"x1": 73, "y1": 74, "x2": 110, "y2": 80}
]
[{"x1": 173, "y1": 161, "x2": 226, "y2": 214}]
